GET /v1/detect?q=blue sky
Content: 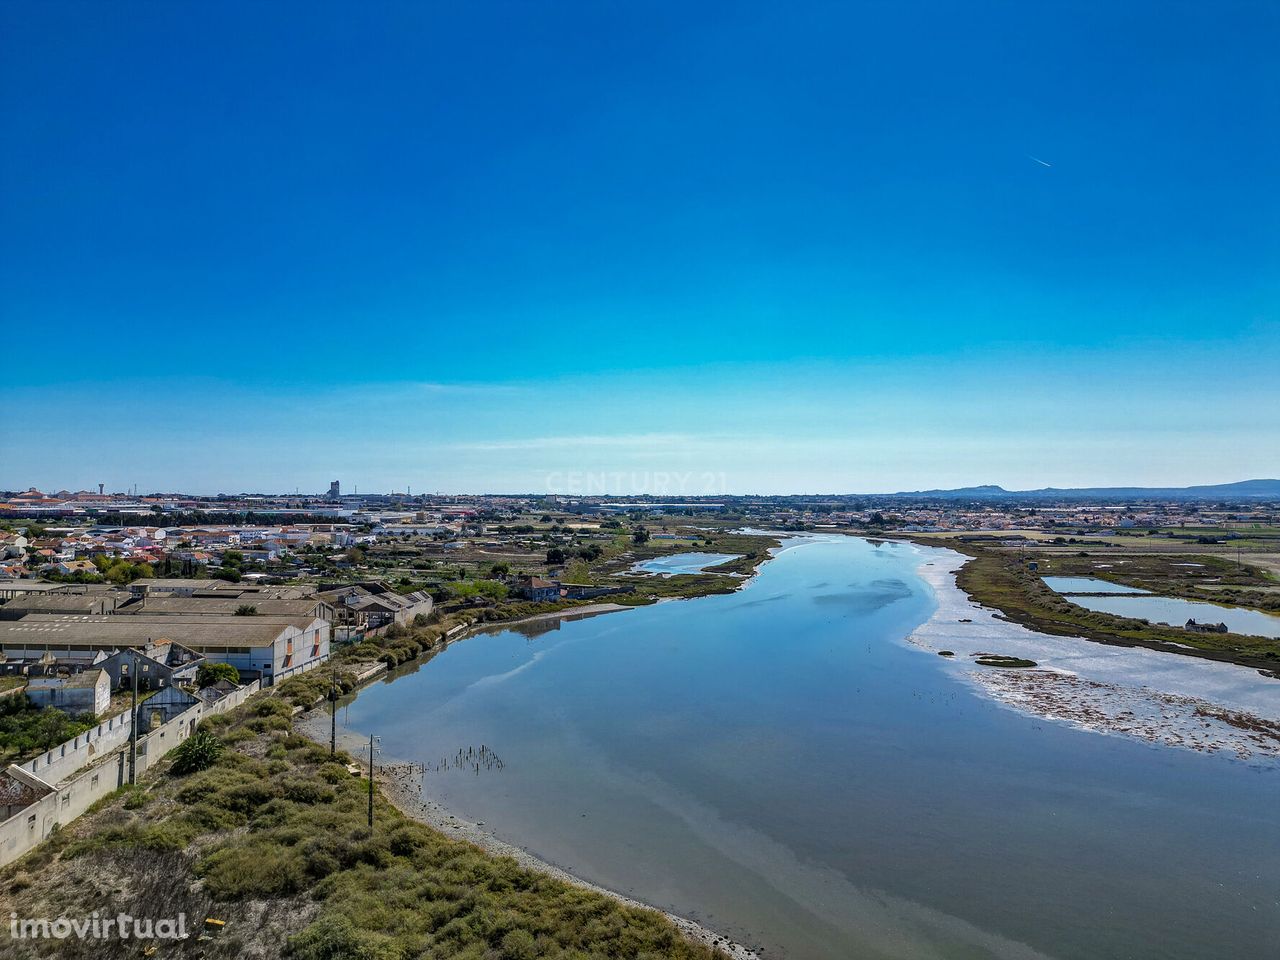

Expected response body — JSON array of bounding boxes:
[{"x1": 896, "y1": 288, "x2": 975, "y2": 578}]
[{"x1": 2, "y1": 1, "x2": 1277, "y2": 494}]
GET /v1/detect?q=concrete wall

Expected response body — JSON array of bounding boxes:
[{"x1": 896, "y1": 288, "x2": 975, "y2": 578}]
[
  {"x1": 0, "y1": 680, "x2": 260, "y2": 868},
  {"x1": 21, "y1": 711, "x2": 134, "y2": 786}
]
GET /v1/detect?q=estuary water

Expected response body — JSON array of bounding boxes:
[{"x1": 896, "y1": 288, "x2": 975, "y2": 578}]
[
  {"x1": 632, "y1": 551, "x2": 743, "y2": 575},
  {"x1": 1041, "y1": 575, "x2": 1280, "y2": 638},
  {"x1": 1040, "y1": 575, "x2": 1150, "y2": 594},
  {"x1": 335, "y1": 535, "x2": 1280, "y2": 960},
  {"x1": 1063, "y1": 593, "x2": 1280, "y2": 639}
]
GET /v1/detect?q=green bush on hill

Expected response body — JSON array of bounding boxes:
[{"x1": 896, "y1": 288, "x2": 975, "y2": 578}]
[{"x1": 168, "y1": 730, "x2": 224, "y2": 775}]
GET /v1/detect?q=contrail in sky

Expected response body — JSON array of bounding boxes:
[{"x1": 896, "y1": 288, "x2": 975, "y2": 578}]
[{"x1": 1028, "y1": 155, "x2": 1052, "y2": 167}]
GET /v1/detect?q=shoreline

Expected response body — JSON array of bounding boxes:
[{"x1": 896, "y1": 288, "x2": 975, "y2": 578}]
[
  {"x1": 296, "y1": 576, "x2": 777, "y2": 959},
  {"x1": 296, "y1": 704, "x2": 760, "y2": 960},
  {"x1": 883, "y1": 532, "x2": 1279, "y2": 669},
  {"x1": 906, "y1": 547, "x2": 1280, "y2": 761},
  {"x1": 295, "y1": 535, "x2": 1277, "y2": 960}
]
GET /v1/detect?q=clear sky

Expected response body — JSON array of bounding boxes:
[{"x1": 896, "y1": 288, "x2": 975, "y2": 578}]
[{"x1": 2, "y1": 1, "x2": 1277, "y2": 495}]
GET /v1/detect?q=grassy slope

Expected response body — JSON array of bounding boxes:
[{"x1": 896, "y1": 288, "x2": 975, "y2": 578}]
[{"x1": 1, "y1": 697, "x2": 721, "y2": 960}]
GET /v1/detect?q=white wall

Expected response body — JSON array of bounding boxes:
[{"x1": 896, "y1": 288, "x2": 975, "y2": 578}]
[
  {"x1": 22, "y1": 711, "x2": 134, "y2": 786},
  {"x1": 0, "y1": 680, "x2": 260, "y2": 868}
]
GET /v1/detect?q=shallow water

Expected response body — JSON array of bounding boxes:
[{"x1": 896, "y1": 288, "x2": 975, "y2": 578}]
[
  {"x1": 1066, "y1": 593, "x2": 1280, "y2": 639},
  {"x1": 337, "y1": 536, "x2": 1280, "y2": 960},
  {"x1": 631, "y1": 551, "x2": 743, "y2": 575},
  {"x1": 1041, "y1": 575, "x2": 1150, "y2": 594}
]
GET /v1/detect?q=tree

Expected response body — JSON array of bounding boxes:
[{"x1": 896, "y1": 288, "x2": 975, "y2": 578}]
[
  {"x1": 196, "y1": 663, "x2": 240, "y2": 688},
  {"x1": 631, "y1": 525, "x2": 650, "y2": 545},
  {"x1": 234, "y1": 604, "x2": 258, "y2": 616},
  {"x1": 545, "y1": 547, "x2": 567, "y2": 565},
  {"x1": 33, "y1": 707, "x2": 86, "y2": 750}
]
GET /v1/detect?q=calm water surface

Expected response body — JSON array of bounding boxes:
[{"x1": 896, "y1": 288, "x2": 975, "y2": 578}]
[
  {"x1": 1063, "y1": 593, "x2": 1280, "y2": 639},
  {"x1": 1041, "y1": 575, "x2": 1150, "y2": 594},
  {"x1": 337, "y1": 536, "x2": 1279, "y2": 960},
  {"x1": 632, "y1": 551, "x2": 743, "y2": 575}
]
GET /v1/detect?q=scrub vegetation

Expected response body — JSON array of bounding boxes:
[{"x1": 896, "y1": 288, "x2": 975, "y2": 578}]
[{"x1": 1, "y1": 697, "x2": 724, "y2": 960}]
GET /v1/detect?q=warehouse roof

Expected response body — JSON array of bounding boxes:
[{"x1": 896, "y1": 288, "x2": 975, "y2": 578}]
[{"x1": 0, "y1": 614, "x2": 322, "y2": 648}]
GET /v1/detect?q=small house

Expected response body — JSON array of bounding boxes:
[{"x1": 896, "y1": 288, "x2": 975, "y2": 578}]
[
  {"x1": 25, "y1": 668, "x2": 110, "y2": 717},
  {"x1": 515, "y1": 576, "x2": 560, "y2": 602}
]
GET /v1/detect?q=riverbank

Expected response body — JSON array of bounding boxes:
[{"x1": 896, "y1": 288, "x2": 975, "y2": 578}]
[
  {"x1": 0, "y1": 692, "x2": 733, "y2": 960},
  {"x1": 297, "y1": 710, "x2": 758, "y2": 960},
  {"x1": 908, "y1": 549, "x2": 1280, "y2": 760},
  {"x1": 300, "y1": 532, "x2": 1280, "y2": 960},
  {"x1": 886, "y1": 533, "x2": 1280, "y2": 668},
  {"x1": 293, "y1": 597, "x2": 768, "y2": 959}
]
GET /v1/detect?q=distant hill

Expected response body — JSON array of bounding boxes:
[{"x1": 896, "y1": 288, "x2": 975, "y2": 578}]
[{"x1": 885, "y1": 479, "x2": 1280, "y2": 500}]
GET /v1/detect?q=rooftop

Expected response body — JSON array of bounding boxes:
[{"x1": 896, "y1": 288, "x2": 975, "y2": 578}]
[{"x1": 0, "y1": 614, "x2": 322, "y2": 647}]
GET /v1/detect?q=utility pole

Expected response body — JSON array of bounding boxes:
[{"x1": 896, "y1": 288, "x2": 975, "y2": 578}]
[
  {"x1": 367, "y1": 734, "x2": 380, "y2": 829},
  {"x1": 329, "y1": 661, "x2": 337, "y2": 754},
  {"x1": 128, "y1": 651, "x2": 138, "y2": 784}
]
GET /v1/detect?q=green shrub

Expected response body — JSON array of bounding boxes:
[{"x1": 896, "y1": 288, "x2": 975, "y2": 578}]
[
  {"x1": 287, "y1": 914, "x2": 398, "y2": 960},
  {"x1": 199, "y1": 844, "x2": 307, "y2": 899},
  {"x1": 500, "y1": 929, "x2": 537, "y2": 960},
  {"x1": 122, "y1": 789, "x2": 151, "y2": 810},
  {"x1": 213, "y1": 778, "x2": 279, "y2": 814},
  {"x1": 169, "y1": 730, "x2": 224, "y2": 775},
  {"x1": 283, "y1": 777, "x2": 337, "y2": 805}
]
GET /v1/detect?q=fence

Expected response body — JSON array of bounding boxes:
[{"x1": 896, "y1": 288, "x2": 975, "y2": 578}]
[
  {"x1": 0, "y1": 680, "x2": 260, "y2": 868},
  {"x1": 20, "y1": 712, "x2": 134, "y2": 786}
]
